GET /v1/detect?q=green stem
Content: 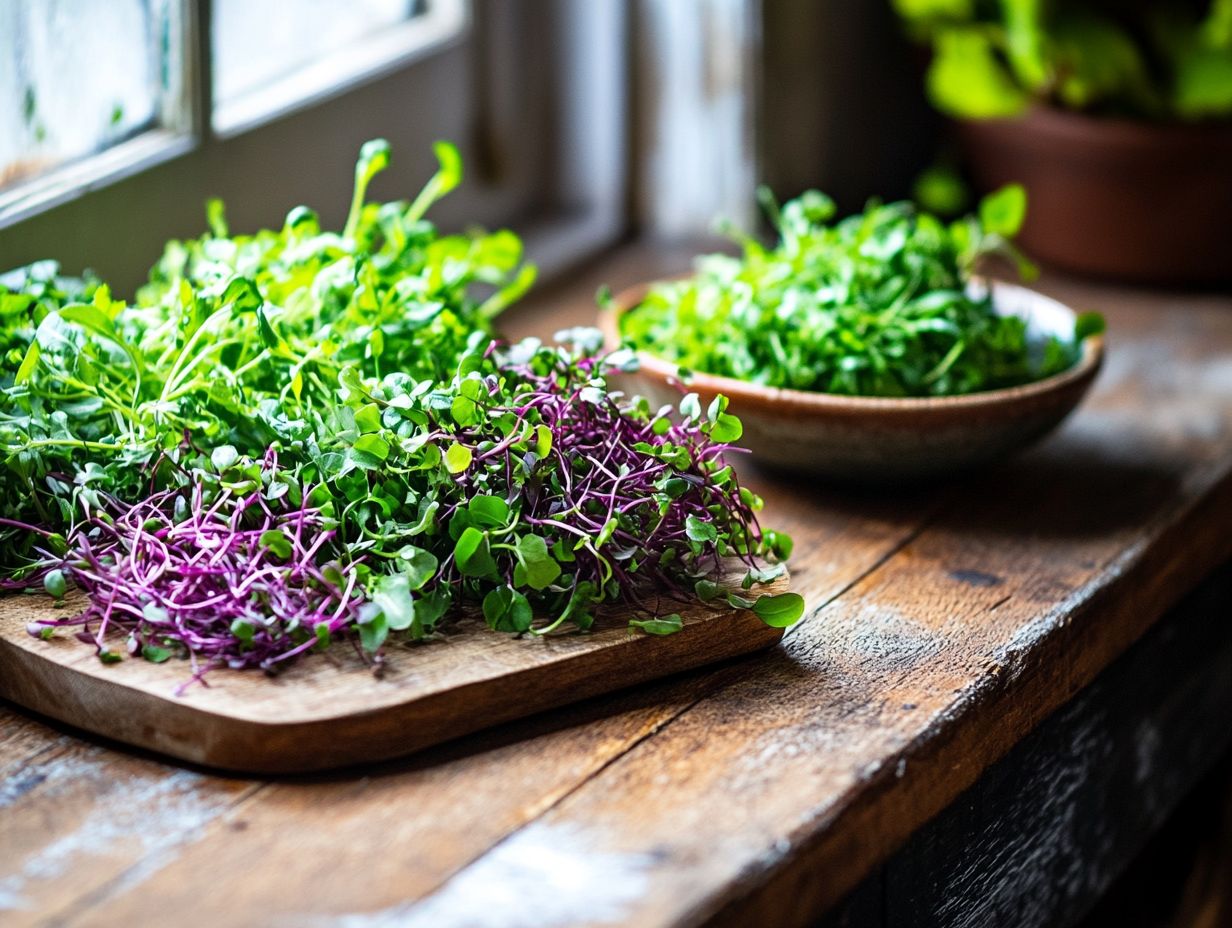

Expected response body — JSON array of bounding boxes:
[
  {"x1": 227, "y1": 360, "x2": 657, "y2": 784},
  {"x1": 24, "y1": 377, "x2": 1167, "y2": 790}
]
[
  {"x1": 159, "y1": 305, "x2": 232, "y2": 407},
  {"x1": 18, "y1": 438, "x2": 134, "y2": 453}
]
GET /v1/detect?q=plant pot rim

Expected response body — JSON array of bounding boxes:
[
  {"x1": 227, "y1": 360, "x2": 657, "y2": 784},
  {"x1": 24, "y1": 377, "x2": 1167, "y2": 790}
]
[
  {"x1": 960, "y1": 104, "x2": 1232, "y2": 145},
  {"x1": 600, "y1": 278, "x2": 1104, "y2": 420}
]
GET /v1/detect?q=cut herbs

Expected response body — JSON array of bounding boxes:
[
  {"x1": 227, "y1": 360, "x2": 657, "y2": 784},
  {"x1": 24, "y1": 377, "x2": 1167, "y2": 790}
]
[
  {"x1": 0, "y1": 140, "x2": 799, "y2": 681},
  {"x1": 617, "y1": 186, "x2": 1105, "y2": 398}
]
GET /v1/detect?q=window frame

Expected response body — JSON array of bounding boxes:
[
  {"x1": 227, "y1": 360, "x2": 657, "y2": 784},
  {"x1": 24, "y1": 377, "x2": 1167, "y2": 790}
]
[
  {"x1": 0, "y1": 0, "x2": 196, "y2": 228},
  {"x1": 0, "y1": 0, "x2": 630, "y2": 291},
  {"x1": 210, "y1": 0, "x2": 469, "y2": 137}
]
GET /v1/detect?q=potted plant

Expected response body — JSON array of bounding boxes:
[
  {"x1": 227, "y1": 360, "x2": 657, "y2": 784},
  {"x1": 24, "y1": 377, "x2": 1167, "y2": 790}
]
[{"x1": 895, "y1": 0, "x2": 1232, "y2": 284}]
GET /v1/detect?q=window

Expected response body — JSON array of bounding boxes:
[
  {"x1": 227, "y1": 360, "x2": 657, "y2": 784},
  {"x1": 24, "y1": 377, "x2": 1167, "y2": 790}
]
[
  {"x1": 0, "y1": 0, "x2": 465, "y2": 226},
  {"x1": 0, "y1": 0, "x2": 188, "y2": 216},
  {"x1": 0, "y1": 1, "x2": 629, "y2": 295},
  {"x1": 211, "y1": 0, "x2": 467, "y2": 135}
]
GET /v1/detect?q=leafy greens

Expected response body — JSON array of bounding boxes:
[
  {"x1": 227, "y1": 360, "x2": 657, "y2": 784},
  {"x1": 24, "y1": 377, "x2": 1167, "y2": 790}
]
[
  {"x1": 617, "y1": 185, "x2": 1103, "y2": 398},
  {"x1": 895, "y1": 0, "x2": 1232, "y2": 121},
  {"x1": 0, "y1": 140, "x2": 801, "y2": 680}
]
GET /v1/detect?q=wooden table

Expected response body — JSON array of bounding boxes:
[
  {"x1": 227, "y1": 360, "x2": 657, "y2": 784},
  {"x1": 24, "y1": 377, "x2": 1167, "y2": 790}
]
[{"x1": 3, "y1": 246, "x2": 1231, "y2": 928}]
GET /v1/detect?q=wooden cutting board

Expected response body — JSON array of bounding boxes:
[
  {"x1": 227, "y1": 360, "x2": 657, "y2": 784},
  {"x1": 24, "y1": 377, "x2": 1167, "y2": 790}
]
[{"x1": 0, "y1": 570, "x2": 787, "y2": 774}]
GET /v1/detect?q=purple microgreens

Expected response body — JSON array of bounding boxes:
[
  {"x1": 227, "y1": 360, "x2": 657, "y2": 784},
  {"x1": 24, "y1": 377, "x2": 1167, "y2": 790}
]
[{"x1": 14, "y1": 452, "x2": 365, "y2": 691}]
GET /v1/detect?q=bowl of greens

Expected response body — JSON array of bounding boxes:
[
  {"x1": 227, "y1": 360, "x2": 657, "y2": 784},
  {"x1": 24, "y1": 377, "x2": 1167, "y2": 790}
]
[{"x1": 603, "y1": 187, "x2": 1105, "y2": 483}]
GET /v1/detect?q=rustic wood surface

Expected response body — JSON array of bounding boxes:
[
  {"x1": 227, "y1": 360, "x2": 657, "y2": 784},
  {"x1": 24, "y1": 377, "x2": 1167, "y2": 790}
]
[
  {"x1": 820, "y1": 562, "x2": 1232, "y2": 928},
  {"x1": 2, "y1": 243, "x2": 1231, "y2": 927},
  {"x1": 0, "y1": 572, "x2": 787, "y2": 774}
]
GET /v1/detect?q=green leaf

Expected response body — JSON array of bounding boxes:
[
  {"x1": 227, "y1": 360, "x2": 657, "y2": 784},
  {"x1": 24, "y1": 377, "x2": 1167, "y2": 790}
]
[
  {"x1": 482, "y1": 585, "x2": 533, "y2": 633},
  {"x1": 1050, "y1": 13, "x2": 1151, "y2": 112},
  {"x1": 352, "y1": 433, "x2": 391, "y2": 463},
  {"x1": 630, "y1": 614, "x2": 684, "y2": 635},
  {"x1": 142, "y1": 602, "x2": 170, "y2": 625},
  {"x1": 372, "y1": 573, "x2": 416, "y2": 632},
  {"x1": 211, "y1": 445, "x2": 240, "y2": 471},
  {"x1": 407, "y1": 499, "x2": 440, "y2": 536},
  {"x1": 43, "y1": 568, "x2": 66, "y2": 600},
  {"x1": 764, "y1": 530, "x2": 794, "y2": 560},
  {"x1": 142, "y1": 644, "x2": 174, "y2": 663},
  {"x1": 455, "y1": 526, "x2": 497, "y2": 578},
  {"x1": 534, "y1": 423, "x2": 553, "y2": 459},
  {"x1": 206, "y1": 197, "x2": 228, "y2": 237},
  {"x1": 745, "y1": 562, "x2": 788, "y2": 585},
  {"x1": 358, "y1": 610, "x2": 389, "y2": 652},
  {"x1": 1000, "y1": 0, "x2": 1048, "y2": 90},
  {"x1": 221, "y1": 276, "x2": 263, "y2": 315},
  {"x1": 413, "y1": 587, "x2": 452, "y2": 633},
  {"x1": 230, "y1": 619, "x2": 255, "y2": 645},
  {"x1": 395, "y1": 545, "x2": 439, "y2": 591},
  {"x1": 912, "y1": 163, "x2": 970, "y2": 217},
  {"x1": 444, "y1": 442, "x2": 473, "y2": 474},
  {"x1": 354, "y1": 403, "x2": 383, "y2": 433},
  {"x1": 255, "y1": 303, "x2": 280, "y2": 348},
  {"x1": 514, "y1": 533, "x2": 561, "y2": 590},
  {"x1": 451, "y1": 394, "x2": 480, "y2": 427},
  {"x1": 1074, "y1": 312, "x2": 1105, "y2": 341},
  {"x1": 685, "y1": 514, "x2": 718, "y2": 543},
  {"x1": 892, "y1": 0, "x2": 972, "y2": 17},
  {"x1": 59, "y1": 303, "x2": 118, "y2": 339},
  {"x1": 927, "y1": 29, "x2": 1029, "y2": 119},
  {"x1": 709, "y1": 412, "x2": 743, "y2": 444},
  {"x1": 406, "y1": 139, "x2": 463, "y2": 224},
  {"x1": 15, "y1": 340, "x2": 40, "y2": 383},
  {"x1": 1175, "y1": 41, "x2": 1232, "y2": 118},
  {"x1": 752, "y1": 592, "x2": 806, "y2": 627},
  {"x1": 258, "y1": 529, "x2": 293, "y2": 560},
  {"x1": 345, "y1": 138, "x2": 392, "y2": 238},
  {"x1": 468, "y1": 494, "x2": 510, "y2": 528},
  {"x1": 979, "y1": 184, "x2": 1028, "y2": 239}
]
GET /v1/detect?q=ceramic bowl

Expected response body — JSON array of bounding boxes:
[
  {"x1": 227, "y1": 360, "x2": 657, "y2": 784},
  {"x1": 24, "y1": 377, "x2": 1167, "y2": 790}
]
[{"x1": 600, "y1": 279, "x2": 1105, "y2": 483}]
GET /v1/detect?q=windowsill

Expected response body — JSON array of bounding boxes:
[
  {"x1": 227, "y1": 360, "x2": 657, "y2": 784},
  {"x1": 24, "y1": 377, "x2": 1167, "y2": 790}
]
[{"x1": 0, "y1": 131, "x2": 196, "y2": 231}]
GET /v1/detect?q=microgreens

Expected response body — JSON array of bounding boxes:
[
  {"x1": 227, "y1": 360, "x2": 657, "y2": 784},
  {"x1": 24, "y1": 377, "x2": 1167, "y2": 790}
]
[
  {"x1": 617, "y1": 186, "x2": 1105, "y2": 398},
  {"x1": 0, "y1": 140, "x2": 801, "y2": 681}
]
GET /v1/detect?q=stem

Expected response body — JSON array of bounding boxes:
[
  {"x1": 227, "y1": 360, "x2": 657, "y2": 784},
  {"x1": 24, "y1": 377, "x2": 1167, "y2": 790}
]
[{"x1": 18, "y1": 438, "x2": 133, "y2": 453}]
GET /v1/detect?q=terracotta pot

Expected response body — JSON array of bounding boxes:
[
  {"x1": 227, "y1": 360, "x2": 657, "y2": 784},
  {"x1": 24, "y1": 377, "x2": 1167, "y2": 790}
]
[{"x1": 958, "y1": 108, "x2": 1232, "y2": 286}]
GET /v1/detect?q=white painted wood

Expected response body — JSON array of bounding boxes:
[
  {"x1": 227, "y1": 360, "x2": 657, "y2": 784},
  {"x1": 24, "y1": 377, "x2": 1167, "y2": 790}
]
[{"x1": 635, "y1": 0, "x2": 760, "y2": 237}]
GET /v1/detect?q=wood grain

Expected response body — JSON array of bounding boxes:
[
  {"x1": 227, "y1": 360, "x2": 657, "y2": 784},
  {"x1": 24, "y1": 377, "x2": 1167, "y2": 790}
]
[
  {"x1": 874, "y1": 564, "x2": 1232, "y2": 928},
  {"x1": 0, "y1": 567, "x2": 787, "y2": 774},
  {"x1": 2, "y1": 248, "x2": 1230, "y2": 928}
]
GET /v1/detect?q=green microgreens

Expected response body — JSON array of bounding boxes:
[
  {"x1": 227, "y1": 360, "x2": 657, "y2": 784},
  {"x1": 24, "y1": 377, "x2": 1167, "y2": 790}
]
[
  {"x1": 617, "y1": 185, "x2": 1104, "y2": 398},
  {"x1": 0, "y1": 140, "x2": 801, "y2": 680}
]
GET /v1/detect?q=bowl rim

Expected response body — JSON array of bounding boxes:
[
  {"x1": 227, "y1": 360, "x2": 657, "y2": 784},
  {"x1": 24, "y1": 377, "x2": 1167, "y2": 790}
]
[{"x1": 601, "y1": 277, "x2": 1105, "y2": 414}]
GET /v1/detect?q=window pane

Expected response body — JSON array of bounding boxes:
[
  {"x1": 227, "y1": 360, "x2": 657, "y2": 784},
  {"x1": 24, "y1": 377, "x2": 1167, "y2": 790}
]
[
  {"x1": 0, "y1": 0, "x2": 180, "y2": 192},
  {"x1": 212, "y1": 0, "x2": 423, "y2": 107}
]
